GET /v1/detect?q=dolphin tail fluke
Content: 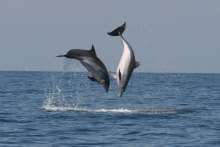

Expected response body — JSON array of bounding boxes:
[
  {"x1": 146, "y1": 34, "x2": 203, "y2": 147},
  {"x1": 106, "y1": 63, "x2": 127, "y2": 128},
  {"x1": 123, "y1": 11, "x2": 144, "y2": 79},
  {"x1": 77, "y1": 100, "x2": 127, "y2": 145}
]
[
  {"x1": 107, "y1": 22, "x2": 126, "y2": 36},
  {"x1": 56, "y1": 55, "x2": 65, "y2": 57}
]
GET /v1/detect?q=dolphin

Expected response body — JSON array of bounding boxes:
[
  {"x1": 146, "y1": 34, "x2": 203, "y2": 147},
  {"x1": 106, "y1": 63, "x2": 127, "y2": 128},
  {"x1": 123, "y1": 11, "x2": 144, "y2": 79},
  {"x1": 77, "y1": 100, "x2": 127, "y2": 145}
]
[
  {"x1": 56, "y1": 45, "x2": 110, "y2": 92},
  {"x1": 108, "y1": 22, "x2": 140, "y2": 96}
]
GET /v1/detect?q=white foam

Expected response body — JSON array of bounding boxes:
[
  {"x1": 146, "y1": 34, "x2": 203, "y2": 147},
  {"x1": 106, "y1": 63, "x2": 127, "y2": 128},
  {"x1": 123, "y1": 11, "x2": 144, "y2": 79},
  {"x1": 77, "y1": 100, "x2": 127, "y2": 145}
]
[
  {"x1": 42, "y1": 105, "x2": 133, "y2": 113},
  {"x1": 43, "y1": 84, "x2": 176, "y2": 115},
  {"x1": 42, "y1": 105, "x2": 176, "y2": 115}
]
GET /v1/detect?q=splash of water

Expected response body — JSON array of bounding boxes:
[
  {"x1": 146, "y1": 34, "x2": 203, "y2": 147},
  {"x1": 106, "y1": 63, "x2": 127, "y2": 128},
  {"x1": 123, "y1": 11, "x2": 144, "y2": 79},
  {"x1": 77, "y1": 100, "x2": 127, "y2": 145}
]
[
  {"x1": 42, "y1": 85, "x2": 78, "y2": 109},
  {"x1": 42, "y1": 84, "x2": 176, "y2": 115},
  {"x1": 43, "y1": 59, "x2": 177, "y2": 115},
  {"x1": 43, "y1": 59, "x2": 83, "y2": 110},
  {"x1": 42, "y1": 104, "x2": 176, "y2": 114}
]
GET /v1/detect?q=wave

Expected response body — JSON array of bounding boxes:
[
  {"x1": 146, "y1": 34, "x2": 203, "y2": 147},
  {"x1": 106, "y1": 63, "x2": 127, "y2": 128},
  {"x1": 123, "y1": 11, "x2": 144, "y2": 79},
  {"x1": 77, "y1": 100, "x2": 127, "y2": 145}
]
[{"x1": 42, "y1": 105, "x2": 176, "y2": 115}]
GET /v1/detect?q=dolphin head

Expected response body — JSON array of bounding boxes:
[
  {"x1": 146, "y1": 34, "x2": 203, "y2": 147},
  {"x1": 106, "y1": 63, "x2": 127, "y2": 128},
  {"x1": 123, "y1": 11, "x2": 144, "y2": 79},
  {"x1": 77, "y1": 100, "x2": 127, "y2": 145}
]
[{"x1": 56, "y1": 49, "x2": 83, "y2": 60}]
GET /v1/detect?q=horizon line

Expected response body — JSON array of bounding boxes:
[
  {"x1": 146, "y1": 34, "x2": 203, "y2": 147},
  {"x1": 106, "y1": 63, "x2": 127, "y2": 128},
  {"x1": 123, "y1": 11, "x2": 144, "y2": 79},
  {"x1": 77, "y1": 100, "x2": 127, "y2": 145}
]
[{"x1": 0, "y1": 69, "x2": 220, "y2": 74}]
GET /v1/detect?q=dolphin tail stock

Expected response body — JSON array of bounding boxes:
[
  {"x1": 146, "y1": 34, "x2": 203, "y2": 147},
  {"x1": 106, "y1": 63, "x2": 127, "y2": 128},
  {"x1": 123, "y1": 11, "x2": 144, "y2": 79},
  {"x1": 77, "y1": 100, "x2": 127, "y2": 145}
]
[{"x1": 107, "y1": 22, "x2": 126, "y2": 36}]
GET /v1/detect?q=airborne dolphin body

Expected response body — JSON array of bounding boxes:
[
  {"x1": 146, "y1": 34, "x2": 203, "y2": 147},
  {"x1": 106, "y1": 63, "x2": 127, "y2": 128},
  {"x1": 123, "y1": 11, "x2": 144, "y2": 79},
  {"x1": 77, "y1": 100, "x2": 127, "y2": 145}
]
[
  {"x1": 57, "y1": 45, "x2": 110, "y2": 92},
  {"x1": 108, "y1": 22, "x2": 139, "y2": 96}
]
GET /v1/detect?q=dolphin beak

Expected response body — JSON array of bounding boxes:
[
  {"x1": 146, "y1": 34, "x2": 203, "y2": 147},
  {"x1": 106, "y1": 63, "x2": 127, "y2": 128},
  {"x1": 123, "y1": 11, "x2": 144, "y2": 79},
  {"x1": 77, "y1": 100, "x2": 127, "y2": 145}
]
[{"x1": 56, "y1": 55, "x2": 65, "y2": 57}]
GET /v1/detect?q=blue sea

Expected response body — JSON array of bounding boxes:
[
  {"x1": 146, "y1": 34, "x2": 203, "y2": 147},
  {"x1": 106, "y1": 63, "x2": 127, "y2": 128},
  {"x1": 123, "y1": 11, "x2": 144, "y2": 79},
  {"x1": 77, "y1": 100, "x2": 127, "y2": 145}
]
[{"x1": 0, "y1": 71, "x2": 219, "y2": 147}]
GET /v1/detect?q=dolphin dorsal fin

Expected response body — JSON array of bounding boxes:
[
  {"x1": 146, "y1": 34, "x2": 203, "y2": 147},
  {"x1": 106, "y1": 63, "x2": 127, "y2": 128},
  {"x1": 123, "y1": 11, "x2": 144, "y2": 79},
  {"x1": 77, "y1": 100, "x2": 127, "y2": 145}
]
[{"x1": 90, "y1": 45, "x2": 97, "y2": 57}]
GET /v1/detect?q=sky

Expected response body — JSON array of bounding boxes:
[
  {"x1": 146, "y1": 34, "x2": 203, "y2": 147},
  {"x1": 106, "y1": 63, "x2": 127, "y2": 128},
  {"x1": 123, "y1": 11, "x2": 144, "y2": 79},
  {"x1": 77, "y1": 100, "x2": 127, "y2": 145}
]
[{"x1": 0, "y1": 0, "x2": 220, "y2": 73}]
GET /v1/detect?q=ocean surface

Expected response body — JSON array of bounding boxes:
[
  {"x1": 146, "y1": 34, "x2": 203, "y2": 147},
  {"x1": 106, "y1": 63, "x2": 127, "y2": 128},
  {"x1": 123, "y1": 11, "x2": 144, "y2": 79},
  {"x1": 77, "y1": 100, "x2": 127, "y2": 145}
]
[{"x1": 0, "y1": 71, "x2": 220, "y2": 147}]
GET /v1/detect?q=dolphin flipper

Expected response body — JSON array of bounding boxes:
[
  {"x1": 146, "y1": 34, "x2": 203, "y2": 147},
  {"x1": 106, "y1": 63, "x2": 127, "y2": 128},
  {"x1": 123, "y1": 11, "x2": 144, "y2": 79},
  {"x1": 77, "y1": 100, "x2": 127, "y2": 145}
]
[
  {"x1": 119, "y1": 70, "x2": 122, "y2": 81},
  {"x1": 135, "y1": 61, "x2": 140, "y2": 68},
  {"x1": 88, "y1": 75, "x2": 97, "y2": 82}
]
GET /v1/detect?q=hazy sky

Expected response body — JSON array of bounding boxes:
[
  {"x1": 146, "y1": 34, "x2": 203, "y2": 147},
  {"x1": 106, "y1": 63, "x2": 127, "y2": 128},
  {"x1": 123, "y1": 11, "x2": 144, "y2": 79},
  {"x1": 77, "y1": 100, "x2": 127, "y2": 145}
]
[{"x1": 0, "y1": 0, "x2": 220, "y2": 73}]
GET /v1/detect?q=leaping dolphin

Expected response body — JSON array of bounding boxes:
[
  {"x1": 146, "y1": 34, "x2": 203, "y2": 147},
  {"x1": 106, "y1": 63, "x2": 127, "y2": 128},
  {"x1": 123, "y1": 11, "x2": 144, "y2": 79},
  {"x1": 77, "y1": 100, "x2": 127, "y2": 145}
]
[
  {"x1": 108, "y1": 22, "x2": 140, "y2": 96},
  {"x1": 56, "y1": 45, "x2": 110, "y2": 92}
]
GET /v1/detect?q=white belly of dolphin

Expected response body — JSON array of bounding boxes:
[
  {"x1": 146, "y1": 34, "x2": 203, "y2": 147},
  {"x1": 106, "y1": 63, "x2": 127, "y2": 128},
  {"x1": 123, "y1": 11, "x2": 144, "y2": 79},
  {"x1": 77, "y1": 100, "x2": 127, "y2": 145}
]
[{"x1": 116, "y1": 39, "x2": 132, "y2": 85}]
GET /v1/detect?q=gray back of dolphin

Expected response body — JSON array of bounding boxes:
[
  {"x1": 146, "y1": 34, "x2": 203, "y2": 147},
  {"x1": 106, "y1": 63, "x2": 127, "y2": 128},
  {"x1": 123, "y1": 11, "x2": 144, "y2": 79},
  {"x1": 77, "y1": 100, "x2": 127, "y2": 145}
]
[{"x1": 57, "y1": 45, "x2": 110, "y2": 92}]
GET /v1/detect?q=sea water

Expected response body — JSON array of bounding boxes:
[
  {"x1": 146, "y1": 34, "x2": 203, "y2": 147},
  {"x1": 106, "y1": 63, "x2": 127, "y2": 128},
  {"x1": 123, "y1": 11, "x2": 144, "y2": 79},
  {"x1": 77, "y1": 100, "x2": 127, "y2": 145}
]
[{"x1": 0, "y1": 71, "x2": 219, "y2": 147}]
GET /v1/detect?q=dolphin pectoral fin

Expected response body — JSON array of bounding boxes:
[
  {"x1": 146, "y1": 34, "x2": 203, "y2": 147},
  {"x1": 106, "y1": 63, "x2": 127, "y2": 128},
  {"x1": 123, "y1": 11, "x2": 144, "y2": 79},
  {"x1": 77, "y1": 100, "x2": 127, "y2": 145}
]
[
  {"x1": 135, "y1": 61, "x2": 140, "y2": 68},
  {"x1": 119, "y1": 70, "x2": 121, "y2": 81},
  {"x1": 87, "y1": 76, "x2": 97, "y2": 82}
]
